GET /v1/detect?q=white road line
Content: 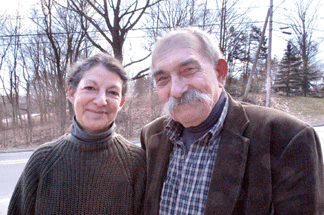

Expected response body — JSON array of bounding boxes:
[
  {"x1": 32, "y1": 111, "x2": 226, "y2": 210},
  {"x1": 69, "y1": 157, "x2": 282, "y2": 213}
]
[{"x1": 0, "y1": 159, "x2": 28, "y2": 165}]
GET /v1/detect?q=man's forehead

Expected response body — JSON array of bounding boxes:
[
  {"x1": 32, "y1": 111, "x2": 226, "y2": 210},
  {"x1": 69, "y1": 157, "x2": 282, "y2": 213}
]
[
  {"x1": 153, "y1": 32, "x2": 199, "y2": 55},
  {"x1": 152, "y1": 34, "x2": 202, "y2": 68}
]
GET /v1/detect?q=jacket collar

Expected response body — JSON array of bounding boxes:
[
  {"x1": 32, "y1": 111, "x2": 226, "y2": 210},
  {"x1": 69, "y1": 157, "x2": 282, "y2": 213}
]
[{"x1": 144, "y1": 117, "x2": 173, "y2": 214}]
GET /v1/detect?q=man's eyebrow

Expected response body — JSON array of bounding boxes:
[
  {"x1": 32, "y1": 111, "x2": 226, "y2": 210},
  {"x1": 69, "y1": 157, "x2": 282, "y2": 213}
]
[
  {"x1": 179, "y1": 58, "x2": 199, "y2": 67},
  {"x1": 152, "y1": 58, "x2": 199, "y2": 78},
  {"x1": 152, "y1": 70, "x2": 165, "y2": 78}
]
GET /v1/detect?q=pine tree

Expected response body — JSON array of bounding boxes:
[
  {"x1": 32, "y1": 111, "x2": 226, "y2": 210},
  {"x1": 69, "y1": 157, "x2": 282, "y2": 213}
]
[
  {"x1": 297, "y1": 62, "x2": 319, "y2": 97},
  {"x1": 275, "y1": 41, "x2": 301, "y2": 96}
]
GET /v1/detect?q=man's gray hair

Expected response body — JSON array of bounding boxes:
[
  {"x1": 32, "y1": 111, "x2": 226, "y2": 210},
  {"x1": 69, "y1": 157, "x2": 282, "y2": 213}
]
[{"x1": 153, "y1": 26, "x2": 224, "y2": 68}]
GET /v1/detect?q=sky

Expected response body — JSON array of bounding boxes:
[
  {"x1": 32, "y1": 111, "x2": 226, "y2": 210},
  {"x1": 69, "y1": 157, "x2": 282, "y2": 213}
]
[{"x1": 0, "y1": 0, "x2": 323, "y2": 63}]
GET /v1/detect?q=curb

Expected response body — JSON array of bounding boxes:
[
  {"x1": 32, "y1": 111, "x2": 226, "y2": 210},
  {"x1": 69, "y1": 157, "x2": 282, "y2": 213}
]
[
  {"x1": 313, "y1": 124, "x2": 324, "y2": 127},
  {"x1": 0, "y1": 148, "x2": 35, "y2": 154}
]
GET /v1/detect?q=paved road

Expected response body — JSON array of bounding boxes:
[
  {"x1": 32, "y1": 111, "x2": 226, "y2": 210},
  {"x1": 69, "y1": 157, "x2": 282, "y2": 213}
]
[
  {"x1": 0, "y1": 150, "x2": 34, "y2": 215},
  {"x1": 314, "y1": 126, "x2": 324, "y2": 149},
  {"x1": 0, "y1": 129, "x2": 323, "y2": 214}
]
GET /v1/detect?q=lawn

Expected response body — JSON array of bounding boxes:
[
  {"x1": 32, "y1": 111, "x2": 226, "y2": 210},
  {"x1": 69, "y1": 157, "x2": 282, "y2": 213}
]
[{"x1": 272, "y1": 95, "x2": 324, "y2": 126}]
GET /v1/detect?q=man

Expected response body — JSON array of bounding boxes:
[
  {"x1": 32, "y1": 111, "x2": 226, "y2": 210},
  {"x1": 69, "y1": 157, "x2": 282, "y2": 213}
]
[{"x1": 140, "y1": 27, "x2": 324, "y2": 214}]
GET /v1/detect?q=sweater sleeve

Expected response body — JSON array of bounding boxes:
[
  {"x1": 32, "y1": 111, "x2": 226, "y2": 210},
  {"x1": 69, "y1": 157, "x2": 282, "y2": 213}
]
[
  {"x1": 130, "y1": 145, "x2": 146, "y2": 215},
  {"x1": 8, "y1": 145, "x2": 49, "y2": 215}
]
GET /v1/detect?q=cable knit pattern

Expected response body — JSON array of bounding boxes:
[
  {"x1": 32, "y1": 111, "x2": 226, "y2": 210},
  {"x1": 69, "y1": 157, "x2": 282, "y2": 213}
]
[{"x1": 8, "y1": 134, "x2": 146, "y2": 215}]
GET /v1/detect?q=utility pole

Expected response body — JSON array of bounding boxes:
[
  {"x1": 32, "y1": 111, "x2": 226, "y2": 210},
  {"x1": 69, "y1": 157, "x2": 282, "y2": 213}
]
[
  {"x1": 266, "y1": 0, "x2": 273, "y2": 107},
  {"x1": 242, "y1": 8, "x2": 270, "y2": 101}
]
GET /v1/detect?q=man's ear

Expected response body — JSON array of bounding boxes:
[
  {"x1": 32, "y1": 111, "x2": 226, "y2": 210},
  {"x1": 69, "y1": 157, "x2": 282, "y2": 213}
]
[
  {"x1": 216, "y1": 59, "x2": 228, "y2": 86},
  {"x1": 68, "y1": 86, "x2": 75, "y2": 104}
]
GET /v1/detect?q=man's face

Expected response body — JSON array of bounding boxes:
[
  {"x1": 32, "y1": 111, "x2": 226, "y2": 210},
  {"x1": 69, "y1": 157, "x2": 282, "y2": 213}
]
[{"x1": 152, "y1": 35, "x2": 225, "y2": 128}]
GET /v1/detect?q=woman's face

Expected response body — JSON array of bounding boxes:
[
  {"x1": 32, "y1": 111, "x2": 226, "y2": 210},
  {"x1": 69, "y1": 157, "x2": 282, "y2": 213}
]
[{"x1": 68, "y1": 65, "x2": 125, "y2": 134}]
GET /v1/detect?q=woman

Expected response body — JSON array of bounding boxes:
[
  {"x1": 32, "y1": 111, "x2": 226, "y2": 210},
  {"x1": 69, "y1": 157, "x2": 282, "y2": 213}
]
[{"x1": 8, "y1": 54, "x2": 146, "y2": 214}]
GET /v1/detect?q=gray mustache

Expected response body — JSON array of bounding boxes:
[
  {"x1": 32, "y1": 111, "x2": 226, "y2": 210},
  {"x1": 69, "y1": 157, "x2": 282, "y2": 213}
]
[{"x1": 164, "y1": 89, "x2": 212, "y2": 115}]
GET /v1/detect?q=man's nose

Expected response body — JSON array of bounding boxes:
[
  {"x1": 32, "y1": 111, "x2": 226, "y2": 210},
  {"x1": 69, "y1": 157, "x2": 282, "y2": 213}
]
[
  {"x1": 170, "y1": 77, "x2": 187, "y2": 98},
  {"x1": 93, "y1": 91, "x2": 108, "y2": 106}
]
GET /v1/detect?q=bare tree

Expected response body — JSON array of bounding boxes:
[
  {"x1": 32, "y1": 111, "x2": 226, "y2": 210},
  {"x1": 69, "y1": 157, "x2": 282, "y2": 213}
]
[
  {"x1": 5, "y1": 16, "x2": 22, "y2": 128},
  {"x1": 284, "y1": 0, "x2": 322, "y2": 96},
  {"x1": 0, "y1": 14, "x2": 11, "y2": 70},
  {"x1": 215, "y1": 0, "x2": 251, "y2": 57},
  {"x1": 144, "y1": 0, "x2": 215, "y2": 43},
  {"x1": 29, "y1": 0, "x2": 90, "y2": 133},
  {"x1": 67, "y1": 0, "x2": 161, "y2": 64},
  {"x1": 0, "y1": 14, "x2": 25, "y2": 147},
  {"x1": 0, "y1": 14, "x2": 11, "y2": 131},
  {"x1": 141, "y1": 0, "x2": 216, "y2": 80},
  {"x1": 19, "y1": 50, "x2": 34, "y2": 144},
  {"x1": 214, "y1": 0, "x2": 258, "y2": 95}
]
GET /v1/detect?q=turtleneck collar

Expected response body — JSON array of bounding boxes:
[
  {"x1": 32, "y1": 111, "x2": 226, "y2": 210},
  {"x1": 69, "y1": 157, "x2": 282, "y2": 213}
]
[
  {"x1": 186, "y1": 90, "x2": 226, "y2": 133},
  {"x1": 67, "y1": 116, "x2": 117, "y2": 145},
  {"x1": 182, "y1": 90, "x2": 227, "y2": 150}
]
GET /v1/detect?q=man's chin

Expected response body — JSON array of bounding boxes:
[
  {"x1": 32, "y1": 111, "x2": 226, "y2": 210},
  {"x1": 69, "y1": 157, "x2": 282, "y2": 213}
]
[
  {"x1": 169, "y1": 108, "x2": 192, "y2": 122},
  {"x1": 169, "y1": 106, "x2": 210, "y2": 127}
]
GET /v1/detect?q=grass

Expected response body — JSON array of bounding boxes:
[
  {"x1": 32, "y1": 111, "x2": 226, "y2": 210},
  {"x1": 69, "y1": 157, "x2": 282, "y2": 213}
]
[{"x1": 272, "y1": 95, "x2": 324, "y2": 126}]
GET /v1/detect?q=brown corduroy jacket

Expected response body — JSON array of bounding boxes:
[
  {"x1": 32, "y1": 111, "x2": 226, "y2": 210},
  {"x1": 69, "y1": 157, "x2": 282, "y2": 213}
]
[{"x1": 141, "y1": 94, "x2": 324, "y2": 215}]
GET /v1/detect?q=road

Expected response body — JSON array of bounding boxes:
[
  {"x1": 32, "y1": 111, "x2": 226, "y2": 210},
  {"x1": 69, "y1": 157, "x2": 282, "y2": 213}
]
[
  {"x1": 0, "y1": 150, "x2": 34, "y2": 215},
  {"x1": 0, "y1": 129, "x2": 323, "y2": 214},
  {"x1": 315, "y1": 126, "x2": 324, "y2": 148}
]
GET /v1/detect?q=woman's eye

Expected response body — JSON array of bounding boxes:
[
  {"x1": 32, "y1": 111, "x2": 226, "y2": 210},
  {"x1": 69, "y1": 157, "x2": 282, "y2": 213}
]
[
  {"x1": 84, "y1": 86, "x2": 95, "y2": 91},
  {"x1": 108, "y1": 91, "x2": 120, "y2": 96}
]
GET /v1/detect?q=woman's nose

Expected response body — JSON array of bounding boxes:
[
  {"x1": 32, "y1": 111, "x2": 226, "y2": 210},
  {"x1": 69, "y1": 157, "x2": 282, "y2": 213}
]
[{"x1": 93, "y1": 91, "x2": 108, "y2": 106}]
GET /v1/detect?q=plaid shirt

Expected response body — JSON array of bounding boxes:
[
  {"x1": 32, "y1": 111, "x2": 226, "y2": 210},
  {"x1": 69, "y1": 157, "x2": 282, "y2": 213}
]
[{"x1": 159, "y1": 96, "x2": 229, "y2": 215}]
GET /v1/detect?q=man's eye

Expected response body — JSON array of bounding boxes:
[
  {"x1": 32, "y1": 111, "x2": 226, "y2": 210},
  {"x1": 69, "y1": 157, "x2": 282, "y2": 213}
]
[
  {"x1": 183, "y1": 67, "x2": 198, "y2": 75},
  {"x1": 155, "y1": 76, "x2": 169, "y2": 86},
  {"x1": 157, "y1": 76, "x2": 167, "y2": 82}
]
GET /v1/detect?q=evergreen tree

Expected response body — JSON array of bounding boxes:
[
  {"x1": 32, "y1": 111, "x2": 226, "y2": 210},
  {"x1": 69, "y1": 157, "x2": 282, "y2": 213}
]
[
  {"x1": 297, "y1": 62, "x2": 319, "y2": 97},
  {"x1": 276, "y1": 41, "x2": 301, "y2": 96}
]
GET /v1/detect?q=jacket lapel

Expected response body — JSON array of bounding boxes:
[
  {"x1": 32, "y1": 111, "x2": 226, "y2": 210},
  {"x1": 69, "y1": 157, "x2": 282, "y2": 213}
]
[
  {"x1": 145, "y1": 121, "x2": 173, "y2": 214},
  {"x1": 205, "y1": 95, "x2": 250, "y2": 215}
]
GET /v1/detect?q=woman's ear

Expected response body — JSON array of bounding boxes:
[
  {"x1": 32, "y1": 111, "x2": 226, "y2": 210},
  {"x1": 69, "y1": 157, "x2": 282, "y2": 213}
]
[
  {"x1": 119, "y1": 98, "x2": 126, "y2": 108},
  {"x1": 216, "y1": 59, "x2": 228, "y2": 86},
  {"x1": 68, "y1": 86, "x2": 75, "y2": 104}
]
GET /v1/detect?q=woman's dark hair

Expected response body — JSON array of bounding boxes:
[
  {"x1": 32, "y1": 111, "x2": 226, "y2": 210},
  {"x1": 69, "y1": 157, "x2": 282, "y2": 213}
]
[{"x1": 66, "y1": 53, "x2": 128, "y2": 98}]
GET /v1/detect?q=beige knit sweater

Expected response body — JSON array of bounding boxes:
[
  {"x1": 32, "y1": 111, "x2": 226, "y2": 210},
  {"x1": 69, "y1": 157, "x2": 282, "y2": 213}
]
[{"x1": 8, "y1": 131, "x2": 146, "y2": 214}]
